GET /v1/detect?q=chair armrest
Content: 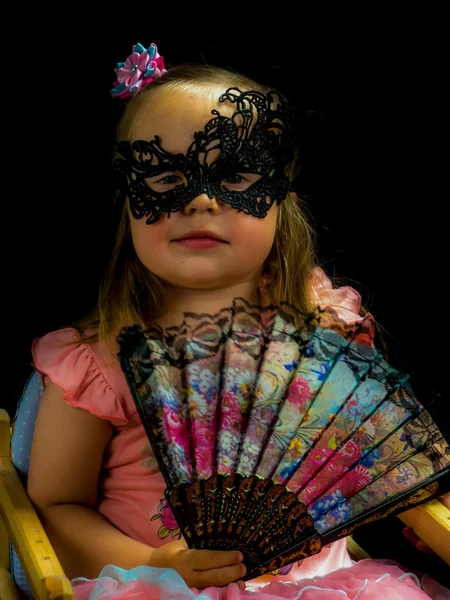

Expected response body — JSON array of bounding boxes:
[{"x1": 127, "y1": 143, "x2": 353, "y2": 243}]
[
  {"x1": 398, "y1": 499, "x2": 450, "y2": 565},
  {"x1": 0, "y1": 409, "x2": 74, "y2": 599}
]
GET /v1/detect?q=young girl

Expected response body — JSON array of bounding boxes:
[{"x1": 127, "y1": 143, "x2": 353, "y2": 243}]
[{"x1": 27, "y1": 43, "x2": 449, "y2": 599}]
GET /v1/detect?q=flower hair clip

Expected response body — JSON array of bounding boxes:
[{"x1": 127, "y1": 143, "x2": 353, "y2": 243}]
[{"x1": 111, "y1": 42, "x2": 167, "y2": 99}]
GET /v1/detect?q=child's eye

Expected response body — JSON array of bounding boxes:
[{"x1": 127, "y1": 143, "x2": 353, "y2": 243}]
[
  {"x1": 225, "y1": 174, "x2": 244, "y2": 184},
  {"x1": 161, "y1": 175, "x2": 181, "y2": 185},
  {"x1": 145, "y1": 171, "x2": 187, "y2": 192},
  {"x1": 221, "y1": 173, "x2": 261, "y2": 192}
]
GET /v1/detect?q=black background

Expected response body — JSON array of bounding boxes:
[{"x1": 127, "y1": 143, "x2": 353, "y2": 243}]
[{"x1": 3, "y1": 14, "x2": 448, "y2": 583}]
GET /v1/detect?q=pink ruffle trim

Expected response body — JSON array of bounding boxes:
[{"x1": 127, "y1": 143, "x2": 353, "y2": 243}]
[
  {"x1": 310, "y1": 267, "x2": 366, "y2": 325},
  {"x1": 32, "y1": 328, "x2": 128, "y2": 425}
]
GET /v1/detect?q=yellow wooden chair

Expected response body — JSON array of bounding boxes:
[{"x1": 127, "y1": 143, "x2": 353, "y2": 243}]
[
  {"x1": 1, "y1": 405, "x2": 449, "y2": 600},
  {"x1": 0, "y1": 409, "x2": 73, "y2": 599}
]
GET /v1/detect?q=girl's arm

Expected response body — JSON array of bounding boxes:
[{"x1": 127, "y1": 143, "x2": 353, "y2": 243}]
[
  {"x1": 28, "y1": 382, "x2": 245, "y2": 586},
  {"x1": 27, "y1": 380, "x2": 153, "y2": 579}
]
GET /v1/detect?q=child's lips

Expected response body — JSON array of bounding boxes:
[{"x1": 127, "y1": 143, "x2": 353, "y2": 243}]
[
  {"x1": 174, "y1": 237, "x2": 226, "y2": 249},
  {"x1": 172, "y1": 230, "x2": 228, "y2": 249}
]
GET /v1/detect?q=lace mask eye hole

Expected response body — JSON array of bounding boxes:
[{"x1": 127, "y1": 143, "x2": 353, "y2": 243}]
[
  {"x1": 221, "y1": 172, "x2": 262, "y2": 192},
  {"x1": 145, "y1": 171, "x2": 188, "y2": 192}
]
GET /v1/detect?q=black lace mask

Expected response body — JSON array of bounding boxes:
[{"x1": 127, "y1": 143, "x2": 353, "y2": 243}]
[{"x1": 113, "y1": 88, "x2": 299, "y2": 224}]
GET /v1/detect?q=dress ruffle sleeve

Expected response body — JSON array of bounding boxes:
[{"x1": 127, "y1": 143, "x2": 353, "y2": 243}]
[
  {"x1": 32, "y1": 328, "x2": 129, "y2": 425},
  {"x1": 310, "y1": 267, "x2": 376, "y2": 347}
]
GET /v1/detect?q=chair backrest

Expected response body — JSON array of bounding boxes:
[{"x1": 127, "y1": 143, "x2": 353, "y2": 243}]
[
  {"x1": 11, "y1": 370, "x2": 44, "y2": 478},
  {"x1": 10, "y1": 369, "x2": 44, "y2": 598}
]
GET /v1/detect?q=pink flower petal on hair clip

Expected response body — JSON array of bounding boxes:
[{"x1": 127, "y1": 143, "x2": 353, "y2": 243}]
[
  {"x1": 116, "y1": 50, "x2": 150, "y2": 87},
  {"x1": 111, "y1": 42, "x2": 167, "y2": 100}
]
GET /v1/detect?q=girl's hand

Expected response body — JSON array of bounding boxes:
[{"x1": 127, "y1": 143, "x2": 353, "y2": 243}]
[
  {"x1": 402, "y1": 526, "x2": 436, "y2": 554},
  {"x1": 150, "y1": 539, "x2": 246, "y2": 589},
  {"x1": 440, "y1": 492, "x2": 450, "y2": 510},
  {"x1": 402, "y1": 492, "x2": 450, "y2": 554}
]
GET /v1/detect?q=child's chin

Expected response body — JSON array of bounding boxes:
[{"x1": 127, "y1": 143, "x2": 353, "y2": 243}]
[{"x1": 174, "y1": 265, "x2": 237, "y2": 288}]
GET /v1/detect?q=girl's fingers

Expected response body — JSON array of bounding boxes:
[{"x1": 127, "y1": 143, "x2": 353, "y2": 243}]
[
  {"x1": 439, "y1": 492, "x2": 450, "y2": 510},
  {"x1": 191, "y1": 549, "x2": 244, "y2": 571},
  {"x1": 416, "y1": 541, "x2": 436, "y2": 554},
  {"x1": 402, "y1": 527, "x2": 435, "y2": 554},
  {"x1": 194, "y1": 562, "x2": 247, "y2": 589}
]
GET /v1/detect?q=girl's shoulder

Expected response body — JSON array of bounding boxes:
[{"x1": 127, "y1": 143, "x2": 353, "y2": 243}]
[{"x1": 32, "y1": 327, "x2": 136, "y2": 426}]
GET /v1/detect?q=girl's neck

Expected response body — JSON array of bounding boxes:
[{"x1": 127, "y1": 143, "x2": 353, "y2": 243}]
[{"x1": 157, "y1": 277, "x2": 262, "y2": 329}]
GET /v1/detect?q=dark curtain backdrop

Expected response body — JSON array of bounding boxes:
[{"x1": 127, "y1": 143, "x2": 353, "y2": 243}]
[{"x1": 2, "y1": 17, "x2": 447, "y2": 584}]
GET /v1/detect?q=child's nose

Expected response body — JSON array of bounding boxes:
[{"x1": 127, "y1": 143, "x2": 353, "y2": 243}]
[{"x1": 182, "y1": 193, "x2": 221, "y2": 215}]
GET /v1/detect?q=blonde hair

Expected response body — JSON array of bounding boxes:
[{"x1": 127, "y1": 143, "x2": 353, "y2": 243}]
[{"x1": 76, "y1": 65, "x2": 321, "y2": 344}]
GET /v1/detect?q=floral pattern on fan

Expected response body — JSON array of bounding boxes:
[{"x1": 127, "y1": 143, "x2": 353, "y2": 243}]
[{"x1": 117, "y1": 297, "x2": 450, "y2": 579}]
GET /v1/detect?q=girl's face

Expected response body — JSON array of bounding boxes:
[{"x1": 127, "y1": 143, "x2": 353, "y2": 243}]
[{"x1": 128, "y1": 88, "x2": 278, "y2": 291}]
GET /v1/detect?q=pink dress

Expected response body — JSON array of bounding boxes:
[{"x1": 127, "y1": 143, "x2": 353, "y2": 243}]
[
  {"x1": 32, "y1": 268, "x2": 449, "y2": 599},
  {"x1": 71, "y1": 562, "x2": 450, "y2": 599}
]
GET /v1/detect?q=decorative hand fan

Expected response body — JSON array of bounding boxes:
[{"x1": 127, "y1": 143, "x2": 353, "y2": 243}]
[{"x1": 117, "y1": 299, "x2": 450, "y2": 580}]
